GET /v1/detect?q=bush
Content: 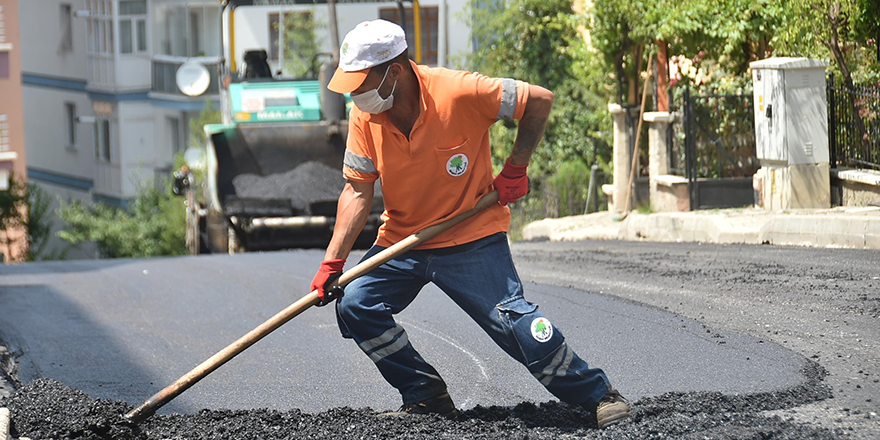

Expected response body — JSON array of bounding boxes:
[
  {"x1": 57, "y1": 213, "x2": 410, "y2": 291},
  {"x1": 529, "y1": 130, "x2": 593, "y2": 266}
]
[
  {"x1": 57, "y1": 185, "x2": 186, "y2": 259},
  {"x1": 544, "y1": 160, "x2": 590, "y2": 217}
]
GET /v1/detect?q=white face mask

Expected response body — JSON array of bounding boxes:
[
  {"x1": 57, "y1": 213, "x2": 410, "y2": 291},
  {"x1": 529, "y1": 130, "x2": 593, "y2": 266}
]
[{"x1": 351, "y1": 66, "x2": 396, "y2": 114}]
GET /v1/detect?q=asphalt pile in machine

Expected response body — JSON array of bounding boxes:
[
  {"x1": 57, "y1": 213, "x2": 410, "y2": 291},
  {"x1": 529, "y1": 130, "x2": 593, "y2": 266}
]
[
  {"x1": 231, "y1": 161, "x2": 346, "y2": 214},
  {"x1": 2, "y1": 375, "x2": 840, "y2": 440}
]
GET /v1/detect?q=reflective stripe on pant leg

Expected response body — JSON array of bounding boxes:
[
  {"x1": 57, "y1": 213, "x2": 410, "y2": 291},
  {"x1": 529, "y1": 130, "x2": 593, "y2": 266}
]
[
  {"x1": 358, "y1": 325, "x2": 443, "y2": 382},
  {"x1": 497, "y1": 296, "x2": 610, "y2": 406},
  {"x1": 532, "y1": 342, "x2": 575, "y2": 386}
]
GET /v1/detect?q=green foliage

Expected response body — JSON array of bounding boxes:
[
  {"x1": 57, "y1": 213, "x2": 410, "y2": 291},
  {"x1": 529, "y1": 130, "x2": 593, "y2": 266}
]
[
  {"x1": 57, "y1": 185, "x2": 186, "y2": 259},
  {"x1": 545, "y1": 159, "x2": 590, "y2": 217},
  {"x1": 183, "y1": 101, "x2": 221, "y2": 192},
  {"x1": 507, "y1": 193, "x2": 548, "y2": 242},
  {"x1": 188, "y1": 100, "x2": 222, "y2": 152},
  {"x1": 464, "y1": 0, "x2": 608, "y2": 177},
  {"x1": 278, "y1": 12, "x2": 324, "y2": 78},
  {"x1": 0, "y1": 174, "x2": 26, "y2": 262},
  {"x1": 775, "y1": 0, "x2": 879, "y2": 83},
  {"x1": 0, "y1": 175, "x2": 61, "y2": 262},
  {"x1": 23, "y1": 183, "x2": 64, "y2": 261}
]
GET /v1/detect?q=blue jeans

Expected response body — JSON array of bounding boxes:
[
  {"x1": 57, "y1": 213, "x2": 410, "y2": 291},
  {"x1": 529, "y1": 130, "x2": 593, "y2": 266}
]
[{"x1": 336, "y1": 232, "x2": 611, "y2": 407}]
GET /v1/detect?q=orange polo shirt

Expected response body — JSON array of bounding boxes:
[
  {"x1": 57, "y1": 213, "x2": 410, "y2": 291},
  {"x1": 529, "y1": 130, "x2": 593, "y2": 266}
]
[{"x1": 343, "y1": 60, "x2": 530, "y2": 249}]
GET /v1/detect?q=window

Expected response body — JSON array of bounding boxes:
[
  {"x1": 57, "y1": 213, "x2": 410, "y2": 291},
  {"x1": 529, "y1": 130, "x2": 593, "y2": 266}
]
[
  {"x1": 59, "y1": 4, "x2": 73, "y2": 53},
  {"x1": 154, "y1": 4, "x2": 221, "y2": 58},
  {"x1": 94, "y1": 119, "x2": 111, "y2": 162},
  {"x1": 137, "y1": 21, "x2": 147, "y2": 52},
  {"x1": 0, "y1": 52, "x2": 8, "y2": 79},
  {"x1": 120, "y1": 20, "x2": 133, "y2": 53},
  {"x1": 87, "y1": 1, "x2": 114, "y2": 55},
  {"x1": 379, "y1": 7, "x2": 439, "y2": 65},
  {"x1": 120, "y1": 0, "x2": 147, "y2": 55},
  {"x1": 65, "y1": 103, "x2": 77, "y2": 148},
  {"x1": 102, "y1": 120, "x2": 110, "y2": 161},
  {"x1": 267, "y1": 11, "x2": 316, "y2": 77},
  {"x1": 167, "y1": 117, "x2": 181, "y2": 154},
  {"x1": 0, "y1": 115, "x2": 9, "y2": 153},
  {"x1": 269, "y1": 13, "x2": 280, "y2": 61},
  {"x1": 119, "y1": 0, "x2": 146, "y2": 15}
]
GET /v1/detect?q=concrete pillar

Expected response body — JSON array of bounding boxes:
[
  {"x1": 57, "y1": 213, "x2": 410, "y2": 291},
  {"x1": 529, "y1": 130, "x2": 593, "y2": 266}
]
[
  {"x1": 645, "y1": 111, "x2": 675, "y2": 212},
  {"x1": 609, "y1": 103, "x2": 631, "y2": 213}
]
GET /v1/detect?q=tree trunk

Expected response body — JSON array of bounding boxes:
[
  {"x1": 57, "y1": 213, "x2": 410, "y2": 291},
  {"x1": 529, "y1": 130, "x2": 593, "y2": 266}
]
[
  {"x1": 656, "y1": 40, "x2": 669, "y2": 112},
  {"x1": 825, "y1": 2, "x2": 869, "y2": 160}
]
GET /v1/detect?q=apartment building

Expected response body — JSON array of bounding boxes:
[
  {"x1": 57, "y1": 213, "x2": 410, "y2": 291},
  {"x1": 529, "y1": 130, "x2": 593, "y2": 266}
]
[{"x1": 18, "y1": 0, "x2": 222, "y2": 257}]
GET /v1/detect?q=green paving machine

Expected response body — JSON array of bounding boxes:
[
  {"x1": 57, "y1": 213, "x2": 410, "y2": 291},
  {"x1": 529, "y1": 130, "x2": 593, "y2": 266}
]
[{"x1": 177, "y1": 0, "x2": 394, "y2": 254}]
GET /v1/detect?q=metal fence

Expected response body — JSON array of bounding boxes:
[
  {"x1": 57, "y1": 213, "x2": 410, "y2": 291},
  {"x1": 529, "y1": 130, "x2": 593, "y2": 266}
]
[
  {"x1": 667, "y1": 87, "x2": 758, "y2": 209},
  {"x1": 828, "y1": 75, "x2": 880, "y2": 170}
]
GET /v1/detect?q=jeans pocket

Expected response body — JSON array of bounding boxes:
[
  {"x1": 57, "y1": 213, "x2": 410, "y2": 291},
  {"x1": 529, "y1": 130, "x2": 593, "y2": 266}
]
[{"x1": 496, "y1": 296, "x2": 539, "y2": 364}]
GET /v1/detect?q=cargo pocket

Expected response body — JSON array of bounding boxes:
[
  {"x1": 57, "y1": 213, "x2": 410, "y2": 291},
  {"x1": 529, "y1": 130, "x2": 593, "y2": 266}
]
[
  {"x1": 335, "y1": 299, "x2": 353, "y2": 339},
  {"x1": 495, "y1": 296, "x2": 539, "y2": 365}
]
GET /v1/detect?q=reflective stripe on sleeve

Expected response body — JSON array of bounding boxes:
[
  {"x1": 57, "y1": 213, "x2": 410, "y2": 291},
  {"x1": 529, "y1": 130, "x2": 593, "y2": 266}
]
[
  {"x1": 344, "y1": 150, "x2": 377, "y2": 174},
  {"x1": 497, "y1": 78, "x2": 518, "y2": 120}
]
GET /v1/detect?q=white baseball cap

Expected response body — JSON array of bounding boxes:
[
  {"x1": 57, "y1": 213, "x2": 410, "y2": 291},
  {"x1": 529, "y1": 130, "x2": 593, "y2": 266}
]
[{"x1": 328, "y1": 20, "x2": 408, "y2": 94}]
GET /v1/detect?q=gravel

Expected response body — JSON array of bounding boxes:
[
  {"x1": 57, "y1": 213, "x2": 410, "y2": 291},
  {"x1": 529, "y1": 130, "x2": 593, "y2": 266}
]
[
  {"x1": 231, "y1": 161, "x2": 346, "y2": 214},
  {"x1": 2, "y1": 370, "x2": 839, "y2": 440}
]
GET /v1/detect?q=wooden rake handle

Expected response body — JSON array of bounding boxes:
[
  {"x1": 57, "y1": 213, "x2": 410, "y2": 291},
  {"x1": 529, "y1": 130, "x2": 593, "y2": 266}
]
[{"x1": 124, "y1": 191, "x2": 500, "y2": 423}]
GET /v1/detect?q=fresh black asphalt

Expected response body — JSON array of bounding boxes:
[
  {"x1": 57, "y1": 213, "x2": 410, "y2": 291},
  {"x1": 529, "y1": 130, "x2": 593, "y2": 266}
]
[{"x1": 0, "y1": 245, "x2": 847, "y2": 438}]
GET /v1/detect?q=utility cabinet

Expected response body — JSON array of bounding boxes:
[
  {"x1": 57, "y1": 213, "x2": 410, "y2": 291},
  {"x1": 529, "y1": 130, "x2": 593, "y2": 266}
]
[{"x1": 751, "y1": 57, "x2": 830, "y2": 210}]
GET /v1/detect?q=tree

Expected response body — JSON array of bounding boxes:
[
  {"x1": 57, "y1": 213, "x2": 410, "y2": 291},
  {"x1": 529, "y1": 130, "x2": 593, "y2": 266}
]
[
  {"x1": 464, "y1": 0, "x2": 610, "y2": 176},
  {"x1": 188, "y1": 100, "x2": 222, "y2": 153},
  {"x1": 276, "y1": 11, "x2": 324, "y2": 78},
  {"x1": 0, "y1": 174, "x2": 26, "y2": 262},
  {"x1": 23, "y1": 183, "x2": 61, "y2": 261},
  {"x1": 0, "y1": 175, "x2": 60, "y2": 262}
]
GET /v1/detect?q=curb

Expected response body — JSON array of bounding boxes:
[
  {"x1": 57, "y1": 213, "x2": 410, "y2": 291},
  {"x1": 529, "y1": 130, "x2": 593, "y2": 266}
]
[{"x1": 522, "y1": 209, "x2": 880, "y2": 250}]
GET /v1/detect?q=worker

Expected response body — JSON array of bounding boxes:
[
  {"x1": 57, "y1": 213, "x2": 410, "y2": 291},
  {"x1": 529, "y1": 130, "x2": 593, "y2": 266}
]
[{"x1": 310, "y1": 19, "x2": 630, "y2": 429}]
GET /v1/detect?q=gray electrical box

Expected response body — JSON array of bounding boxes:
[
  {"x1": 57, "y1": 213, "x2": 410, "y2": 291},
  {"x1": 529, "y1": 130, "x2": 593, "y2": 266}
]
[{"x1": 750, "y1": 57, "x2": 830, "y2": 210}]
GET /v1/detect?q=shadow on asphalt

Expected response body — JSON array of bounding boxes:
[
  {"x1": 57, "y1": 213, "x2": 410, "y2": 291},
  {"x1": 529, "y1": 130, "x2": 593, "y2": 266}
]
[{"x1": 0, "y1": 284, "x2": 176, "y2": 411}]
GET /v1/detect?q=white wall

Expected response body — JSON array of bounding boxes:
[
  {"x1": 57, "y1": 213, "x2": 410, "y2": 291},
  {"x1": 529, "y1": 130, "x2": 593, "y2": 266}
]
[
  {"x1": 19, "y1": 0, "x2": 89, "y2": 79},
  {"x1": 117, "y1": 101, "x2": 157, "y2": 197},
  {"x1": 21, "y1": 86, "x2": 95, "y2": 179},
  {"x1": 116, "y1": 57, "x2": 152, "y2": 91},
  {"x1": 232, "y1": 0, "x2": 472, "y2": 72}
]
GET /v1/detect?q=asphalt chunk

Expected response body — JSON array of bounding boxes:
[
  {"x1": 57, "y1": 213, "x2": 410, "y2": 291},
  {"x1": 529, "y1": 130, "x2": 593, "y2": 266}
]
[
  {"x1": 2, "y1": 373, "x2": 840, "y2": 440},
  {"x1": 231, "y1": 161, "x2": 346, "y2": 214}
]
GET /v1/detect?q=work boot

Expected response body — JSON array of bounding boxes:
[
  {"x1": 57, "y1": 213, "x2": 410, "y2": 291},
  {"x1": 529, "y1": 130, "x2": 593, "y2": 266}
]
[
  {"x1": 379, "y1": 392, "x2": 460, "y2": 420},
  {"x1": 596, "y1": 388, "x2": 630, "y2": 429}
]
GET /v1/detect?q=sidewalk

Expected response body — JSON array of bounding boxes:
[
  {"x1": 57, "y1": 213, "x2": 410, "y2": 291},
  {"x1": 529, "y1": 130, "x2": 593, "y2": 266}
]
[{"x1": 522, "y1": 206, "x2": 880, "y2": 249}]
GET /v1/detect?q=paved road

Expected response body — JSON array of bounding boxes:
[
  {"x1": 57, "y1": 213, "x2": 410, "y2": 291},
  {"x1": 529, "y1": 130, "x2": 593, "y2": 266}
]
[
  {"x1": 513, "y1": 240, "x2": 880, "y2": 439},
  {"x1": 0, "y1": 248, "x2": 808, "y2": 420}
]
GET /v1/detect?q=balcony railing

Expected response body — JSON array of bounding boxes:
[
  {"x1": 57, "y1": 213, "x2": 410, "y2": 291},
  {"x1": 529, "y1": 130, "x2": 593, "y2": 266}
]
[{"x1": 152, "y1": 56, "x2": 221, "y2": 97}]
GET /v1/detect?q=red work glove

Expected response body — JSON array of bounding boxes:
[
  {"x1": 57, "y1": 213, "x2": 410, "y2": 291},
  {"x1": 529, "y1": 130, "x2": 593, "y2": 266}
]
[
  {"x1": 493, "y1": 159, "x2": 529, "y2": 205},
  {"x1": 311, "y1": 258, "x2": 346, "y2": 306}
]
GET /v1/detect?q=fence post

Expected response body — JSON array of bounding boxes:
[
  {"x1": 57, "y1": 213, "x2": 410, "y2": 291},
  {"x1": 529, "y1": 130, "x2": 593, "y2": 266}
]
[
  {"x1": 829, "y1": 73, "x2": 837, "y2": 169},
  {"x1": 585, "y1": 164, "x2": 598, "y2": 215},
  {"x1": 608, "y1": 103, "x2": 632, "y2": 213},
  {"x1": 684, "y1": 85, "x2": 697, "y2": 210}
]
